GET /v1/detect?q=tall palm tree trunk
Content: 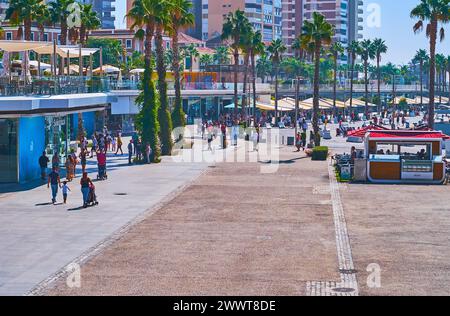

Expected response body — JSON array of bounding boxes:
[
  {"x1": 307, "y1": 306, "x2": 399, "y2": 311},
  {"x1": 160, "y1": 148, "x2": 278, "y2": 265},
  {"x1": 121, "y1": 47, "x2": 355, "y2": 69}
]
[
  {"x1": 171, "y1": 28, "x2": 185, "y2": 128},
  {"x1": 24, "y1": 18, "x2": 32, "y2": 41},
  {"x1": 364, "y1": 59, "x2": 369, "y2": 118},
  {"x1": 155, "y1": 24, "x2": 173, "y2": 156},
  {"x1": 242, "y1": 54, "x2": 249, "y2": 119},
  {"x1": 377, "y1": 56, "x2": 382, "y2": 114},
  {"x1": 349, "y1": 55, "x2": 355, "y2": 116},
  {"x1": 420, "y1": 61, "x2": 424, "y2": 109},
  {"x1": 233, "y1": 48, "x2": 239, "y2": 119},
  {"x1": 274, "y1": 66, "x2": 279, "y2": 125},
  {"x1": 251, "y1": 52, "x2": 257, "y2": 121},
  {"x1": 333, "y1": 55, "x2": 337, "y2": 117},
  {"x1": 428, "y1": 18, "x2": 437, "y2": 129},
  {"x1": 312, "y1": 42, "x2": 321, "y2": 146}
]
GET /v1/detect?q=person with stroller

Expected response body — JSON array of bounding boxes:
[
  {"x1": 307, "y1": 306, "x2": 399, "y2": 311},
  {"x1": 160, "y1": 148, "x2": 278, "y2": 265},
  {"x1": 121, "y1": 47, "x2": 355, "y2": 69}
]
[
  {"x1": 80, "y1": 172, "x2": 94, "y2": 208},
  {"x1": 96, "y1": 149, "x2": 107, "y2": 180}
]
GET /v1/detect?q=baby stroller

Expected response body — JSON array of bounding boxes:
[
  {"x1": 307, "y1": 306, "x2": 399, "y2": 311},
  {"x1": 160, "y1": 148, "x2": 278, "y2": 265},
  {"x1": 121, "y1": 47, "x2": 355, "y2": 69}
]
[{"x1": 86, "y1": 183, "x2": 99, "y2": 206}]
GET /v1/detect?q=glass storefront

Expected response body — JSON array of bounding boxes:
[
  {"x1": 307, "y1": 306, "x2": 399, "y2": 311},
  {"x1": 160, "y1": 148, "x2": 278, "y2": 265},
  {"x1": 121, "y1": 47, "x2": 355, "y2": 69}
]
[
  {"x1": 0, "y1": 118, "x2": 18, "y2": 183},
  {"x1": 45, "y1": 115, "x2": 69, "y2": 166}
]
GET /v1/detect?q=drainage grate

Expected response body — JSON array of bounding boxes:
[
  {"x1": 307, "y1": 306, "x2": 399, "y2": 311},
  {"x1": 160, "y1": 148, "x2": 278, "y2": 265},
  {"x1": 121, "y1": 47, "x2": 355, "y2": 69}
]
[{"x1": 339, "y1": 269, "x2": 358, "y2": 274}]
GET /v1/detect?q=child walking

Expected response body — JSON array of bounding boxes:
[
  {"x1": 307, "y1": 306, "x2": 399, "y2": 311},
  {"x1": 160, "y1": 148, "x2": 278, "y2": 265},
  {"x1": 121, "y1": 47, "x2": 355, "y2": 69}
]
[{"x1": 62, "y1": 181, "x2": 71, "y2": 204}]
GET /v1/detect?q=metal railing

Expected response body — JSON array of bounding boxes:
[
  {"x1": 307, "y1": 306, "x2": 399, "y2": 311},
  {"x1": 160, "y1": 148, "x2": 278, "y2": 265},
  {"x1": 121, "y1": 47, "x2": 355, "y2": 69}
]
[{"x1": 0, "y1": 76, "x2": 110, "y2": 96}]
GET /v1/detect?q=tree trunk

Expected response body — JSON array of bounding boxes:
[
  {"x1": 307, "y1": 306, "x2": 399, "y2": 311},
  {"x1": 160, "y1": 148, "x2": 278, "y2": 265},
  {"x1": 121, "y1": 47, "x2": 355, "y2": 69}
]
[
  {"x1": 333, "y1": 54, "x2": 337, "y2": 117},
  {"x1": 171, "y1": 28, "x2": 185, "y2": 129},
  {"x1": 377, "y1": 56, "x2": 381, "y2": 114},
  {"x1": 349, "y1": 53, "x2": 355, "y2": 114},
  {"x1": 364, "y1": 58, "x2": 369, "y2": 118},
  {"x1": 274, "y1": 66, "x2": 279, "y2": 125},
  {"x1": 313, "y1": 42, "x2": 321, "y2": 146},
  {"x1": 233, "y1": 48, "x2": 239, "y2": 119},
  {"x1": 420, "y1": 61, "x2": 423, "y2": 109},
  {"x1": 242, "y1": 53, "x2": 249, "y2": 119},
  {"x1": 155, "y1": 23, "x2": 173, "y2": 156},
  {"x1": 24, "y1": 18, "x2": 32, "y2": 41},
  {"x1": 80, "y1": 25, "x2": 86, "y2": 46},
  {"x1": 60, "y1": 18, "x2": 68, "y2": 45},
  {"x1": 251, "y1": 52, "x2": 257, "y2": 121},
  {"x1": 428, "y1": 17, "x2": 437, "y2": 129}
]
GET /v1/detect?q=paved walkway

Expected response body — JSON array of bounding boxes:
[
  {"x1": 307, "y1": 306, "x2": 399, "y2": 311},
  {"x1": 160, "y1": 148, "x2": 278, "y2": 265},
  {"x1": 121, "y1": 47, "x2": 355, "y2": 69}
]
[
  {"x1": 43, "y1": 147, "x2": 339, "y2": 295},
  {"x1": 0, "y1": 151, "x2": 209, "y2": 295}
]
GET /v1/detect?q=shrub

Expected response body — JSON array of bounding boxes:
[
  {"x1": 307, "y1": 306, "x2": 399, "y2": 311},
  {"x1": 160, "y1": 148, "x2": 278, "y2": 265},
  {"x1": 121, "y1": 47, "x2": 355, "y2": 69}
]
[{"x1": 311, "y1": 146, "x2": 329, "y2": 161}]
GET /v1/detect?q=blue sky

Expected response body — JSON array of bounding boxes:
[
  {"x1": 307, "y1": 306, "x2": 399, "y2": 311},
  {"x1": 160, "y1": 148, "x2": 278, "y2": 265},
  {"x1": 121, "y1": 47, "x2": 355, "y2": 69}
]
[
  {"x1": 115, "y1": 0, "x2": 450, "y2": 65},
  {"x1": 363, "y1": 0, "x2": 449, "y2": 65}
]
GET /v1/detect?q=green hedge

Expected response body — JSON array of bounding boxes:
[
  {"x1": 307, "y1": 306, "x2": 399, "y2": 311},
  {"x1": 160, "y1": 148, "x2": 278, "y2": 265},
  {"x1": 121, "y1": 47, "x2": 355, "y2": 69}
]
[{"x1": 311, "y1": 146, "x2": 329, "y2": 161}]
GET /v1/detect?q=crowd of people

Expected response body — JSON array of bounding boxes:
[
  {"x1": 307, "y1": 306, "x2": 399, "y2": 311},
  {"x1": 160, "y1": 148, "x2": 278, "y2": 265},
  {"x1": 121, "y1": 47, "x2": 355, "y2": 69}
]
[{"x1": 39, "y1": 129, "x2": 153, "y2": 207}]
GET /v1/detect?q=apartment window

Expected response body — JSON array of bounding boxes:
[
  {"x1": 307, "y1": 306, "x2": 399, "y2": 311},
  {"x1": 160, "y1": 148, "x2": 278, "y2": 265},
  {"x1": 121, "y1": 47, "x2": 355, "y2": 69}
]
[
  {"x1": 30, "y1": 33, "x2": 34, "y2": 41},
  {"x1": 126, "y1": 39, "x2": 132, "y2": 49},
  {"x1": 43, "y1": 33, "x2": 48, "y2": 42},
  {"x1": 57, "y1": 34, "x2": 61, "y2": 44},
  {"x1": 6, "y1": 32, "x2": 12, "y2": 41}
]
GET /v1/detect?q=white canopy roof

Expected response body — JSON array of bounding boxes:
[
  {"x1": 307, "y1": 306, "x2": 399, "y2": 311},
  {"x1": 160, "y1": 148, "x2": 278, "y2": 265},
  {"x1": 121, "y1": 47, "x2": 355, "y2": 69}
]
[{"x1": 0, "y1": 41, "x2": 99, "y2": 58}]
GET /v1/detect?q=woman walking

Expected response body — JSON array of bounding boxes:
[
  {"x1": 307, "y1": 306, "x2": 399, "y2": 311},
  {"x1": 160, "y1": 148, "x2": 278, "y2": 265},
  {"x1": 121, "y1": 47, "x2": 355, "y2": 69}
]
[
  {"x1": 116, "y1": 134, "x2": 123, "y2": 155},
  {"x1": 80, "y1": 172, "x2": 93, "y2": 208}
]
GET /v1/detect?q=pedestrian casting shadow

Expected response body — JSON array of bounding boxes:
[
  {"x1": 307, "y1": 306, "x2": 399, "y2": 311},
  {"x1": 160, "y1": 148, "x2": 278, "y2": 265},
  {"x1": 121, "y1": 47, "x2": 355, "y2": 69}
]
[
  {"x1": 35, "y1": 202, "x2": 64, "y2": 206},
  {"x1": 259, "y1": 156, "x2": 308, "y2": 165},
  {"x1": 67, "y1": 204, "x2": 97, "y2": 211}
]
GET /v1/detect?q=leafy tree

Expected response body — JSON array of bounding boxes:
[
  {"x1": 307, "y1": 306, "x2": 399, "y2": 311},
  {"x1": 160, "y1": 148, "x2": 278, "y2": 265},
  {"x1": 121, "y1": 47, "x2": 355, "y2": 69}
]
[{"x1": 268, "y1": 38, "x2": 287, "y2": 125}]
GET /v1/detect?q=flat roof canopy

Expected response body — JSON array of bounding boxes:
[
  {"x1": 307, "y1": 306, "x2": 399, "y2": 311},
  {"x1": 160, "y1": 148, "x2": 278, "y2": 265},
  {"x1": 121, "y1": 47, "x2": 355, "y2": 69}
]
[{"x1": 0, "y1": 41, "x2": 99, "y2": 57}]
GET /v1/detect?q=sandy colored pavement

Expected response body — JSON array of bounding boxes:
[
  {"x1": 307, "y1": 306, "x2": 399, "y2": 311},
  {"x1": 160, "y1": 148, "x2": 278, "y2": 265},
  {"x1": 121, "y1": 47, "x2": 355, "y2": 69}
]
[
  {"x1": 44, "y1": 147, "x2": 339, "y2": 295},
  {"x1": 341, "y1": 182, "x2": 450, "y2": 296}
]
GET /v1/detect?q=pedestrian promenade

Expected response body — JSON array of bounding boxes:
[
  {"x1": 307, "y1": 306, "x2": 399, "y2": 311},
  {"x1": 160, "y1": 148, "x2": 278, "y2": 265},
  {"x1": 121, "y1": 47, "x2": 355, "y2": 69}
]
[{"x1": 0, "y1": 151, "x2": 208, "y2": 295}]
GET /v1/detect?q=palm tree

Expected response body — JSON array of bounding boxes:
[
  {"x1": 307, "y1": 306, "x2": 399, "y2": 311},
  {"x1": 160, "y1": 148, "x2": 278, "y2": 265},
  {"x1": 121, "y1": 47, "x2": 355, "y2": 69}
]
[
  {"x1": 48, "y1": 0, "x2": 75, "y2": 45},
  {"x1": 256, "y1": 53, "x2": 272, "y2": 84},
  {"x1": 199, "y1": 54, "x2": 214, "y2": 70},
  {"x1": 411, "y1": 0, "x2": 450, "y2": 128},
  {"x1": 329, "y1": 42, "x2": 344, "y2": 115},
  {"x1": 291, "y1": 37, "x2": 302, "y2": 59},
  {"x1": 154, "y1": 0, "x2": 173, "y2": 155},
  {"x1": 446, "y1": 55, "x2": 450, "y2": 106},
  {"x1": 182, "y1": 44, "x2": 199, "y2": 73},
  {"x1": 213, "y1": 46, "x2": 231, "y2": 65},
  {"x1": 80, "y1": 3, "x2": 101, "y2": 45},
  {"x1": 436, "y1": 53, "x2": 446, "y2": 103},
  {"x1": 300, "y1": 12, "x2": 334, "y2": 146},
  {"x1": 359, "y1": 39, "x2": 375, "y2": 117},
  {"x1": 372, "y1": 38, "x2": 388, "y2": 114},
  {"x1": 240, "y1": 27, "x2": 254, "y2": 119},
  {"x1": 168, "y1": 0, "x2": 194, "y2": 129},
  {"x1": 127, "y1": 0, "x2": 161, "y2": 162},
  {"x1": 250, "y1": 31, "x2": 265, "y2": 120},
  {"x1": 268, "y1": 38, "x2": 287, "y2": 125},
  {"x1": 413, "y1": 49, "x2": 429, "y2": 108},
  {"x1": 222, "y1": 9, "x2": 251, "y2": 118},
  {"x1": 347, "y1": 40, "x2": 360, "y2": 114},
  {"x1": 385, "y1": 62, "x2": 399, "y2": 111},
  {"x1": 6, "y1": 0, "x2": 47, "y2": 41}
]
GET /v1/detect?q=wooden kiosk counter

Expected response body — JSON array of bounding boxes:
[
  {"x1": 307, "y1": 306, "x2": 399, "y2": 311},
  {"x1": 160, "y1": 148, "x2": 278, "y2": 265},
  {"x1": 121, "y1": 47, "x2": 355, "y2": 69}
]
[{"x1": 364, "y1": 130, "x2": 448, "y2": 184}]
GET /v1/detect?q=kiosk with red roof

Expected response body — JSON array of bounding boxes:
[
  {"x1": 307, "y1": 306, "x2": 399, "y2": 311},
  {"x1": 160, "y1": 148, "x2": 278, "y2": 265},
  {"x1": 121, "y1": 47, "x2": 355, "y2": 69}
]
[{"x1": 365, "y1": 130, "x2": 448, "y2": 184}]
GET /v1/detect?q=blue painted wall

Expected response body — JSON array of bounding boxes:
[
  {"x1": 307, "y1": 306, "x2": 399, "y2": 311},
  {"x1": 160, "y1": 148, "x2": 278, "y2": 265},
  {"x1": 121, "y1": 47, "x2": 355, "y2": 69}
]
[
  {"x1": 72, "y1": 112, "x2": 96, "y2": 139},
  {"x1": 18, "y1": 116, "x2": 45, "y2": 182}
]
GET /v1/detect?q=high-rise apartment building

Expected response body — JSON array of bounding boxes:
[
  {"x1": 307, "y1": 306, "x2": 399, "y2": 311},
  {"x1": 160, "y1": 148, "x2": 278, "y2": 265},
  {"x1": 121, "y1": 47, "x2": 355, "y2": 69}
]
[
  {"x1": 86, "y1": 0, "x2": 116, "y2": 29},
  {"x1": 282, "y1": 0, "x2": 364, "y2": 59},
  {"x1": 202, "y1": 0, "x2": 282, "y2": 43}
]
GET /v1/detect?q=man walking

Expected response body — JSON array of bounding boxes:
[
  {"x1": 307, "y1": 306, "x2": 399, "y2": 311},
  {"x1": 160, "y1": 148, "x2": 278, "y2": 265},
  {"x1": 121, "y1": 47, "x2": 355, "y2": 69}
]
[
  {"x1": 128, "y1": 140, "x2": 133, "y2": 165},
  {"x1": 47, "y1": 167, "x2": 61, "y2": 204},
  {"x1": 39, "y1": 151, "x2": 49, "y2": 180}
]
